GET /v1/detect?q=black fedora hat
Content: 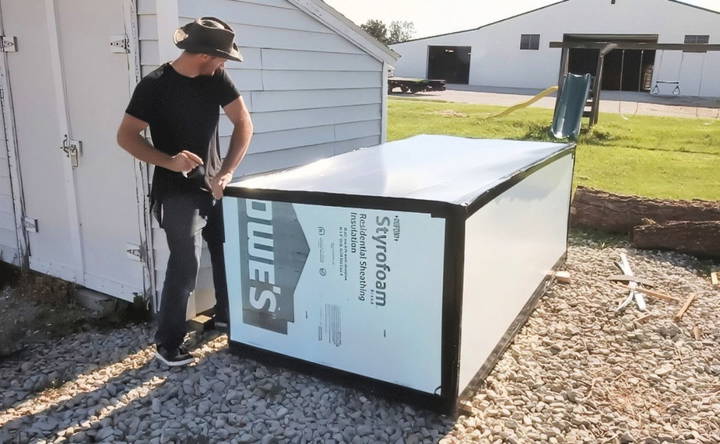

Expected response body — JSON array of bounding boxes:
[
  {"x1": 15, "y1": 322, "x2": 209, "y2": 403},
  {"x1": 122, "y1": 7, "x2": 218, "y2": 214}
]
[{"x1": 173, "y1": 17, "x2": 243, "y2": 62}]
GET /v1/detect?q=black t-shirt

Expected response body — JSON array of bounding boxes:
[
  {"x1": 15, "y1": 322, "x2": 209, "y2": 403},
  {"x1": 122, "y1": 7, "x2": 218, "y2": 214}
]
[{"x1": 125, "y1": 63, "x2": 240, "y2": 203}]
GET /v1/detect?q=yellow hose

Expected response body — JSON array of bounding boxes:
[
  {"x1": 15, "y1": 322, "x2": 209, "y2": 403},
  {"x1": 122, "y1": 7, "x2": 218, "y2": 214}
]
[{"x1": 482, "y1": 85, "x2": 558, "y2": 120}]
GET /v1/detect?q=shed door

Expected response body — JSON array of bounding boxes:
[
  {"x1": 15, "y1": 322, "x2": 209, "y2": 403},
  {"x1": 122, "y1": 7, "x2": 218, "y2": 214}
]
[{"x1": 1, "y1": 0, "x2": 143, "y2": 300}]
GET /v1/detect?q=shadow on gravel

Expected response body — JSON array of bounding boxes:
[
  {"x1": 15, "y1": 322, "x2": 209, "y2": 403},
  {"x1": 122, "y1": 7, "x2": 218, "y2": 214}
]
[
  {"x1": 2, "y1": 329, "x2": 456, "y2": 443},
  {"x1": 0, "y1": 331, "x2": 223, "y2": 442},
  {"x1": 0, "y1": 320, "x2": 152, "y2": 415}
]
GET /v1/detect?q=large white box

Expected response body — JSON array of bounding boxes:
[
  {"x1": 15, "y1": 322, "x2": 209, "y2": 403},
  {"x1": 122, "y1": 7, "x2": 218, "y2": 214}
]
[{"x1": 223, "y1": 135, "x2": 575, "y2": 412}]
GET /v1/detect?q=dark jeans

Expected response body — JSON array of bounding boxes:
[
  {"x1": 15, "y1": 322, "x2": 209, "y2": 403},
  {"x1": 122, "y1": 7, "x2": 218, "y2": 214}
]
[{"x1": 154, "y1": 191, "x2": 229, "y2": 350}]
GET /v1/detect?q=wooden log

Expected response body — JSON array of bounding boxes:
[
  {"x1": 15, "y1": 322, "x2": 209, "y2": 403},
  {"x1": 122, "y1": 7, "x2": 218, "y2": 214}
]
[
  {"x1": 674, "y1": 294, "x2": 697, "y2": 321},
  {"x1": 640, "y1": 288, "x2": 681, "y2": 304},
  {"x1": 635, "y1": 313, "x2": 656, "y2": 324},
  {"x1": 614, "y1": 284, "x2": 681, "y2": 303},
  {"x1": 570, "y1": 187, "x2": 720, "y2": 233},
  {"x1": 608, "y1": 274, "x2": 655, "y2": 287},
  {"x1": 631, "y1": 220, "x2": 720, "y2": 258}
]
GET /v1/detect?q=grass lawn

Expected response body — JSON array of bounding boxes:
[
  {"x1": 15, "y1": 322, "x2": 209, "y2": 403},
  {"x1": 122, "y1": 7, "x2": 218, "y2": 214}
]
[{"x1": 388, "y1": 98, "x2": 720, "y2": 201}]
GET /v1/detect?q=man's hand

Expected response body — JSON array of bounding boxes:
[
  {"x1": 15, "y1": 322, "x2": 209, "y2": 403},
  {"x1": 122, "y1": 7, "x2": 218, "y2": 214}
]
[
  {"x1": 166, "y1": 150, "x2": 203, "y2": 174},
  {"x1": 209, "y1": 171, "x2": 234, "y2": 200}
]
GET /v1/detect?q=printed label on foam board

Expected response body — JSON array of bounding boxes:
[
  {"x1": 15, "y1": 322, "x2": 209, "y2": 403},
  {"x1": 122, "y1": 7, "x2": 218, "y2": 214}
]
[{"x1": 224, "y1": 198, "x2": 446, "y2": 394}]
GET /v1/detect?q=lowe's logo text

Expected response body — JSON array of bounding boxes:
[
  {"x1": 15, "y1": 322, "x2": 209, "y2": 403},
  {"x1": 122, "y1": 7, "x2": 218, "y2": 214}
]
[
  {"x1": 246, "y1": 200, "x2": 280, "y2": 314},
  {"x1": 240, "y1": 199, "x2": 307, "y2": 335}
]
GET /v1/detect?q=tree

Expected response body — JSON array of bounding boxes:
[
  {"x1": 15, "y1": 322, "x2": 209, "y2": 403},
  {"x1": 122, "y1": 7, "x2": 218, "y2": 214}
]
[
  {"x1": 387, "y1": 20, "x2": 415, "y2": 44},
  {"x1": 360, "y1": 19, "x2": 389, "y2": 45},
  {"x1": 360, "y1": 19, "x2": 415, "y2": 46}
]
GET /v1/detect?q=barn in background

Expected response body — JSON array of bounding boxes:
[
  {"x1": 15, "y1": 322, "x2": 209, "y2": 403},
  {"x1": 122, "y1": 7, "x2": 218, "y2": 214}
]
[{"x1": 390, "y1": 0, "x2": 720, "y2": 97}]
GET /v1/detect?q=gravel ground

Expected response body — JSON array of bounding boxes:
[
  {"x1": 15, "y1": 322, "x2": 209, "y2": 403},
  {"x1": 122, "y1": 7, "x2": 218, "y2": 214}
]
[{"x1": 1, "y1": 235, "x2": 718, "y2": 443}]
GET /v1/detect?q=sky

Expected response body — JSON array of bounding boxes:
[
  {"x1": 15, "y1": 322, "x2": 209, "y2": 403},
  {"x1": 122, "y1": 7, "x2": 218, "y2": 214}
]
[{"x1": 324, "y1": 0, "x2": 720, "y2": 40}]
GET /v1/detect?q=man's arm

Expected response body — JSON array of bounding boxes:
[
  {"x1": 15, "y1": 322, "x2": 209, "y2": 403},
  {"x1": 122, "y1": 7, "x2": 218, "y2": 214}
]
[
  {"x1": 210, "y1": 96, "x2": 253, "y2": 199},
  {"x1": 116, "y1": 113, "x2": 203, "y2": 172}
]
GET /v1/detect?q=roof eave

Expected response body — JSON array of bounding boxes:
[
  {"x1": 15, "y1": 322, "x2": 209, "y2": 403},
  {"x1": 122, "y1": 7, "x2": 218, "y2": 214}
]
[
  {"x1": 287, "y1": 0, "x2": 400, "y2": 66},
  {"x1": 666, "y1": 0, "x2": 720, "y2": 15}
]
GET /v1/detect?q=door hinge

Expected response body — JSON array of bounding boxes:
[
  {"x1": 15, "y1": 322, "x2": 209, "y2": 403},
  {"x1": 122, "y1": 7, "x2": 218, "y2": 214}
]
[
  {"x1": 126, "y1": 243, "x2": 144, "y2": 262},
  {"x1": 110, "y1": 35, "x2": 130, "y2": 54},
  {"x1": 24, "y1": 217, "x2": 38, "y2": 233},
  {"x1": 0, "y1": 36, "x2": 17, "y2": 53},
  {"x1": 59, "y1": 134, "x2": 81, "y2": 168}
]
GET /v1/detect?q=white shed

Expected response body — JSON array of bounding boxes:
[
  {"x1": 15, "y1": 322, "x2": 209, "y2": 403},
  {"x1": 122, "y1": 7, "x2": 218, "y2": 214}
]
[
  {"x1": 390, "y1": 0, "x2": 720, "y2": 98},
  {"x1": 0, "y1": 0, "x2": 398, "y2": 316}
]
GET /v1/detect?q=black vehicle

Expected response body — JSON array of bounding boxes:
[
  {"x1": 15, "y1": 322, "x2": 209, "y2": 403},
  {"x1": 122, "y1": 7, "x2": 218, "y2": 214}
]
[{"x1": 388, "y1": 77, "x2": 446, "y2": 94}]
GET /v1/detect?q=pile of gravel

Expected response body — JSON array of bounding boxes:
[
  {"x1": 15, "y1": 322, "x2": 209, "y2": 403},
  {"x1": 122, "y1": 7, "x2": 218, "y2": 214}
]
[{"x1": 0, "y1": 235, "x2": 717, "y2": 443}]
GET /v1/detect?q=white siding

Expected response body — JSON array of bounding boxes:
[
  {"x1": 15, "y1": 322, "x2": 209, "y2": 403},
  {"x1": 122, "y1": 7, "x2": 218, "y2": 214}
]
[
  {"x1": 0, "y1": 234, "x2": 18, "y2": 264},
  {"x1": 261, "y1": 49, "x2": 381, "y2": 71},
  {"x1": 0, "y1": 160, "x2": 13, "y2": 227},
  {"x1": 141, "y1": 64, "x2": 161, "y2": 77},
  {"x1": 220, "y1": 104, "x2": 381, "y2": 136},
  {"x1": 0, "y1": 208, "x2": 12, "y2": 231},
  {"x1": 138, "y1": 1, "x2": 158, "y2": 53},
  {"x1": 0, "y1": 0, "x2": 19, "y2": 264},
  {"x1": 180, "y1": 0, "x2": 332, "y2": 34},
  {"x1": 143, "y1": 0, "x2": 385, "y2": 314},
  {"x1": 137, "y1": 0, "x2": 156, "y2": 15},
  {"x1": 137, "y1": 1, "x2": 167, "y2": 309},
  {"x1": 391, "y1": 0, "x2": 720, "y2": 97},
  {"x1": 234, "y1": 136, "x2": 378, "y2": 176},
  {"x1": 250, "y1": 88, "x2": 381, "y2": 112},
  {"x1": 0, "y1": 120, "x2": 19, "y2": 265},
  {"x1": 0, "y1": 219, "x2": 19, "y2": 265}
]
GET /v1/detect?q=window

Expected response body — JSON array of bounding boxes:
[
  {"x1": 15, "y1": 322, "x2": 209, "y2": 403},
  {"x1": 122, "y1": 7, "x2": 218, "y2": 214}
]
[
  {"x1": 684, "y1": 34, "x2": 709, "y2": 52},
  {"x1": 520, "y1": 34, "x2": 540, "y2": 50}
]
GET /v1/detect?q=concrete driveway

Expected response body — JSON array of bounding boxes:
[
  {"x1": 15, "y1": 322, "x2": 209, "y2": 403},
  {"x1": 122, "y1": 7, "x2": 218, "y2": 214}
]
[{"x1": 392, "y1": 84, "x2": 720, "y2": 119}]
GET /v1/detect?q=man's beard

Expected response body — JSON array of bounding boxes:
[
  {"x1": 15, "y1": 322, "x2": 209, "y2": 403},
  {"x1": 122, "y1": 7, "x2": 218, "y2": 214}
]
[{"x1": 200, "y1": 62, "x2": 223, "y2": 77}]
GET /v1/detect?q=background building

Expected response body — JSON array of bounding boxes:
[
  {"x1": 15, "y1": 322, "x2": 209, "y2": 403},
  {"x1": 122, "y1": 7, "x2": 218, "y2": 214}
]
[{"x1": 390, "y1": 0, "x2": 720, "y2": 97}]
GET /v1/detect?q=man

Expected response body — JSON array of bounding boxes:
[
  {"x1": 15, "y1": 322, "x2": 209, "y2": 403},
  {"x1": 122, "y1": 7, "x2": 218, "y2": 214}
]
[{"x1": 117, "y1": 17, "x2": 253, "y2": 366}]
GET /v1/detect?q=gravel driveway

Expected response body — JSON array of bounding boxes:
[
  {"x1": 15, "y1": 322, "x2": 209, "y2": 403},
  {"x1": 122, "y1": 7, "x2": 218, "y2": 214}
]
[{"x1": 1, "y1": 234, "x2": 718, "y2": 443}]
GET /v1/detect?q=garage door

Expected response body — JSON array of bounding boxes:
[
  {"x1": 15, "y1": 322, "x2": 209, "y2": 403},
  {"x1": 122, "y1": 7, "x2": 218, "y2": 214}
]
[{"x1": 428, "y1": 46, "x2": 471, "y2": 84}]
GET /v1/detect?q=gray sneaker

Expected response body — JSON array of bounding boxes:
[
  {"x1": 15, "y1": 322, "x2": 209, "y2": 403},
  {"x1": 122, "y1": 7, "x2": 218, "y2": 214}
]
[
  {"x1": 214, "y1": 312, "x2": 228, "y2": 331},
  {"x1": 154, "y1": 344, "x2": 195, "y2": 367}
]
